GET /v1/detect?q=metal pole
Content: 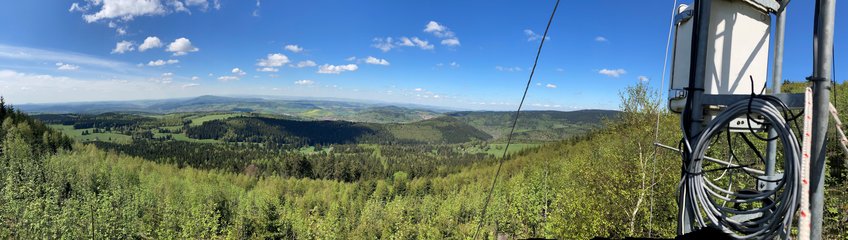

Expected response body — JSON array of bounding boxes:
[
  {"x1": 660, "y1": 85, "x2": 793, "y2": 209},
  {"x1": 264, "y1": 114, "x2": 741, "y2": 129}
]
[
  {"x1": 810, "y1": 0, "x2": 835, "y2": 239},
  {"x1": 679, "y1": 0, "x2": 711, "y2": 235},
  {"x1": 764, "y1": 1, "x2": 788, "y2": 191}
]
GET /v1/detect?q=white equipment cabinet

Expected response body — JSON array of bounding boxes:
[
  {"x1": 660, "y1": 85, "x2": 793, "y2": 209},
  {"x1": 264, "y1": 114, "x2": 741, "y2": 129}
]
[{"x1": 669, "y1": 0, "x2": 771, "y2": 130}]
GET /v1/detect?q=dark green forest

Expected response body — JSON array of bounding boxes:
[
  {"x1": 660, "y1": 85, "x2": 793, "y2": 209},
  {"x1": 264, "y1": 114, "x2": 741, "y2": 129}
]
[{"x1": 1, "y1": 82, "x2": 846, "y2": 239}]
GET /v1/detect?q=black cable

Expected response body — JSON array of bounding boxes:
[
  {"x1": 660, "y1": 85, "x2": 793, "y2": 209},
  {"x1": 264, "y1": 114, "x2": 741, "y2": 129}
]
[{"x1": 472, "y1": 0, "x2": 560, "y2": 238}]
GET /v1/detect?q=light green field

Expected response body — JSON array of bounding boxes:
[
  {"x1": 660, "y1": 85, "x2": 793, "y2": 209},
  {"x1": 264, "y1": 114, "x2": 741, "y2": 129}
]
[
  {"x1": 463, "y1": 143, "x2": 541, "y2": 157},
  {"x1": 297, "y1": 146, "x2": 334, "y2": 154},
  {"x1": 49, "y1": 124, "x2": 133, "y2": 144},
  {"x1": 188, "y1": 113, "x2": 244, "y2": 126},
  {"x1": 153, "y1": 131, "x2": 221, "y2": 143}
]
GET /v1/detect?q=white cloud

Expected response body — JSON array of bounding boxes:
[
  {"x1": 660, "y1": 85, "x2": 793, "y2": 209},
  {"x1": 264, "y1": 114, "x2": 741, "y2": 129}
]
[
  {"x1": 232, "y1": 68, "x2": 246, "y2": 76},
  {"x1": 496, "y1": 66, "x2": 522, "y2": 72},
  {"x1": 372, "y1": 37, "x2": 396, "y2": 52},
  {"x1": 524, "y1": 29, "x2": 550, "y2": 41},
  {"x1": 409, "y1": 37, "x2": 434, "y2": 50},
  {"x1": 441, "y1": 38, "x2": 460, "y2": 46},
  {"x1": 139, "y1": 36, "x2": 162, "y2": 52},
  {"x1": 55, "y1": 62, "x2": 80, "y2": 71},
  {"x1": 345, "y1": 56, "x2": 357, "y2": 61},
  {"x1": 69, "y1": 2, "x2": 88, "y2": 12},
  {"x1": 292, "y1": 60, "x2": 317, "y2": 68},
  {"x1": 71, "y1": 0, "x2": 219, "y2": 24},
  {"x1": 424, "y1": 21, "x2": 455, "y2": 38},
  {"x1": 294, "y1": 80, "x2": 314, "y2": 85},
  {"x1": 545, "y1": 83, "x2": 557, "y2": 88},
  {"x1": 595, "y1": 36, "x2": 608, "y2": 42},
  {"x1": 424, "y1": 21, "x2": 460, "y2": 46},
  {"x1": 78, "y1": 0, "x2": 166, "y2": 23},
  {"x1": 414, "y1": 88, "x2": 424, "y2": 92},
  {"x1": 424, "y1": 21, "x2": 446, "y2": 34},
  {"x1": 284, "y1": 44, "x2": 303, "y2": 53},
  {"x1": 256, "y1": 53, "x2": 289, "y2": 67},
  {"x1": 365, "y1": 56, "x2": 390, "y2": 66},
  {"x1": 449, "y1": 61, "x2": 459, "y2": 67},
  {"x1": 0, "y1": 69, "x2": 205, "y2": 103},
  {"x1": 0, "y1": 44, "x2": 127, "y2": 70},
  {"x1": 317, "y1": 64, "x2": 358, "y2": 74},
  {"x1": 217, "y1": 76, "x2": 239, "y2": 81},
  {"x1": 147, "y1": 59, "x2": 179, "y2": 66},
  {"x1": 182, "y1": 83, "x2": 200, "y2": 88},
  {"x1": 191, "y1": 76, "x2": 200, "y2": 81},
  {"x1": 111, "y1": 40, "x2": 134, "y2": 54},
  {"x1": 599, "y1": 68, "x2": 627, "y2": 77},
  {"x1": 166, "y1": 37, "x2": 199, "y2": 56},
  {"x1": 373, "y1": 37, "x2": 433, "y2": 51},
  {"x1": 638, "y1": 75, "x2": 650, "y2": 82},
  {"x1": 258, "y1": 67, "x2": 278, "y2": 72}
]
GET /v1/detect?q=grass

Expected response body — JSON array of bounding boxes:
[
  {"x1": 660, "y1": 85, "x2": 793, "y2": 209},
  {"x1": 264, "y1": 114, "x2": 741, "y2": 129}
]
[
  {"x1": 462, "y1": 143, "x2": 541, "y2": 157},
  {"x1": 187, "y1": 113, "x2": 244, "y2": 126},
  {"x1": 49, "y1": 124, "x2": 133, "y2": 144}
]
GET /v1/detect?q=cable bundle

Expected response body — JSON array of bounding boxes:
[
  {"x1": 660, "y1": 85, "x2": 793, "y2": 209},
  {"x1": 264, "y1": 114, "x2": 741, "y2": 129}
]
[{"x1": 681, "y1": 98, "x2": 800, "y2": 239}]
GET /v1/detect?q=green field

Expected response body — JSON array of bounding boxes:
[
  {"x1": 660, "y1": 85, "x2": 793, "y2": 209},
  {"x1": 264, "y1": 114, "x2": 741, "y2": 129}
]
[
  {"x1": 48, "y1": 124, "x2": 133, "y2": 144},
  {"x1": 462, "y1": 143, "x2": 541, "y2": 157},
  {"x1": 187, "y1": 113, "x2": 245, "y2": 126}
]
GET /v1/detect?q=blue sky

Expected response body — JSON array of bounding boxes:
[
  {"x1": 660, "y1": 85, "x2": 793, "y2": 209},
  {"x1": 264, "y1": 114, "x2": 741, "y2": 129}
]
[{"x1": 0, "y1": 0, "x2": 845, "y2": 110}]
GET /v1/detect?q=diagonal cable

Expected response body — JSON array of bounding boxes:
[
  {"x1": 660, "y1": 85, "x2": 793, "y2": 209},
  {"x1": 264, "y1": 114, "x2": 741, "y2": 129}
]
[{"x1": 472, "y1": 0, "x2": 560, "y2": 238}]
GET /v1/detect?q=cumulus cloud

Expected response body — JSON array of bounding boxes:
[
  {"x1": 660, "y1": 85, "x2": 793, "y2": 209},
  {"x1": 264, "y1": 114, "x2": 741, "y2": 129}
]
[
  {"x1": 424, "y1": 21, "x2": 455, "y2": 38},
  {"x1": 232, "y1": 68, "x2": 246, "y2": 76},
  {"x1": 139, "y1": 36, "x2": 162, "y2": 51},
  {"x1": 111, "y1": 40, "x2": 134, "y2": 54},
  {"x1": 294, "y1": 80, "x2": 314, "y2": 85},
  {"x1": 70, "y1": 0, "x2": 219, "y2": 23},
  {"x1": 191, "y1": 76, "x2": 200, "y2": 81},
  {"x1": 637, "y1": 75, "x2": 650, "y2": 82},
  {"x1": 284, "y1": 44, "x2": 303, "y2": 53},
  {"x1": 441, "y1": 38, "x2": 460, "y2": 46},
  {"x1": 545, "y1": 83, "x2": 557, "y2": 88},
  {"x1": 292, "y1": 60, "x2": 317, "y2": 68},
  {"x1": 76, "y1": 0, "x2": 166, "y2": 23},
  {"x1": 56, "y1": 62, "x2": 80, "y2": 71},
  {"x1": 599, "y1": 68, "x2": 627, "y2": 77},
  {"x1": 256, "y1": 53, "x2": 289, "y2": 67},
  {"x1": 166, "y1": 37, "x2": 199, "y2": 56},
  {"x1": 424, "y1": 21, "x2": 460, "y2": 46},
  {"x1": 524, "y1": 29, "x2": 550, "y2": 41},
  {"x1": 182, "y1": 83, "x2": 200, "y2": 88},
  {"x1": 407, "y1": 37, "x2": 434, "y2": 50},
  {"x1": 147, "y1": 59, "x2": 178, "y2": 66},
  {"x1": 317, "y1": 64, "x2": 358, "y2": 74},
  {"x1": 372, "y1": 37, "x2": 396, "y2": 52},
  {"x1": 372, "y1": 36, "x2": 434, "y2": 52},
  {"x1": 257, "y1": 67, "x2": 277, "y2": 72},
  {"x1": 364, "y1": 56, "x2": 390, "y2": 66},
  {"x1": 496, "y1": 66, "x2": 522, "y2": 72},
  {"x1": 217, "y1": 76, "x2": 239, "y2": 81},
  {"x1": 595, "y1": 36, "x2": 608, "y2": 42}
]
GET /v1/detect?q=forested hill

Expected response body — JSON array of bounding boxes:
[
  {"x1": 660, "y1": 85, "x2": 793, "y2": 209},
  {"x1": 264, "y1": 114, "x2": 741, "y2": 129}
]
[
  {"x1": 185, "y1": 115, "x2": 493, "y2": 145},
  {"x1": 18, "y1": 95, "x2": 443, "y2": 123},
  {"x1": 0, "y1": 83, "x2": 846, "y2": 239},
  {"x1": 448, "y1": 109, "x2": 619, "y2": 141}
]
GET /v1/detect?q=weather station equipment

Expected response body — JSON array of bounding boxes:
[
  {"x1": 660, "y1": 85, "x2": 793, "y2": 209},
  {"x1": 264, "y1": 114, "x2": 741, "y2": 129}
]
[{"x1": 661, "y1": 0, "x2": 836, "y2": 239}]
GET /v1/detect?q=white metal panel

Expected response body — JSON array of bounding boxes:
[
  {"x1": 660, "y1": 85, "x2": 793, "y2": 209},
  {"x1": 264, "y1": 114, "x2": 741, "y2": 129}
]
[{"x1": 669, "y1": 0, "x2": 771, "y2": 115}]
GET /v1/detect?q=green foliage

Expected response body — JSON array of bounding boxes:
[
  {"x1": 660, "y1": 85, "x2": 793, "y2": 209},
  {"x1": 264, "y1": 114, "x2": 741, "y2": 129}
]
[{"x1": 3, "y1": 79, "x2": 848, "y2": 239}]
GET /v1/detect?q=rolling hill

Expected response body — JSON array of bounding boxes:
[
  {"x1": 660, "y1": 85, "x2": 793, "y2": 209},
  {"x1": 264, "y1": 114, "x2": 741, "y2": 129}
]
[{"x1": 448, "y1": 110, "x2": 619, "y2": 141}]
